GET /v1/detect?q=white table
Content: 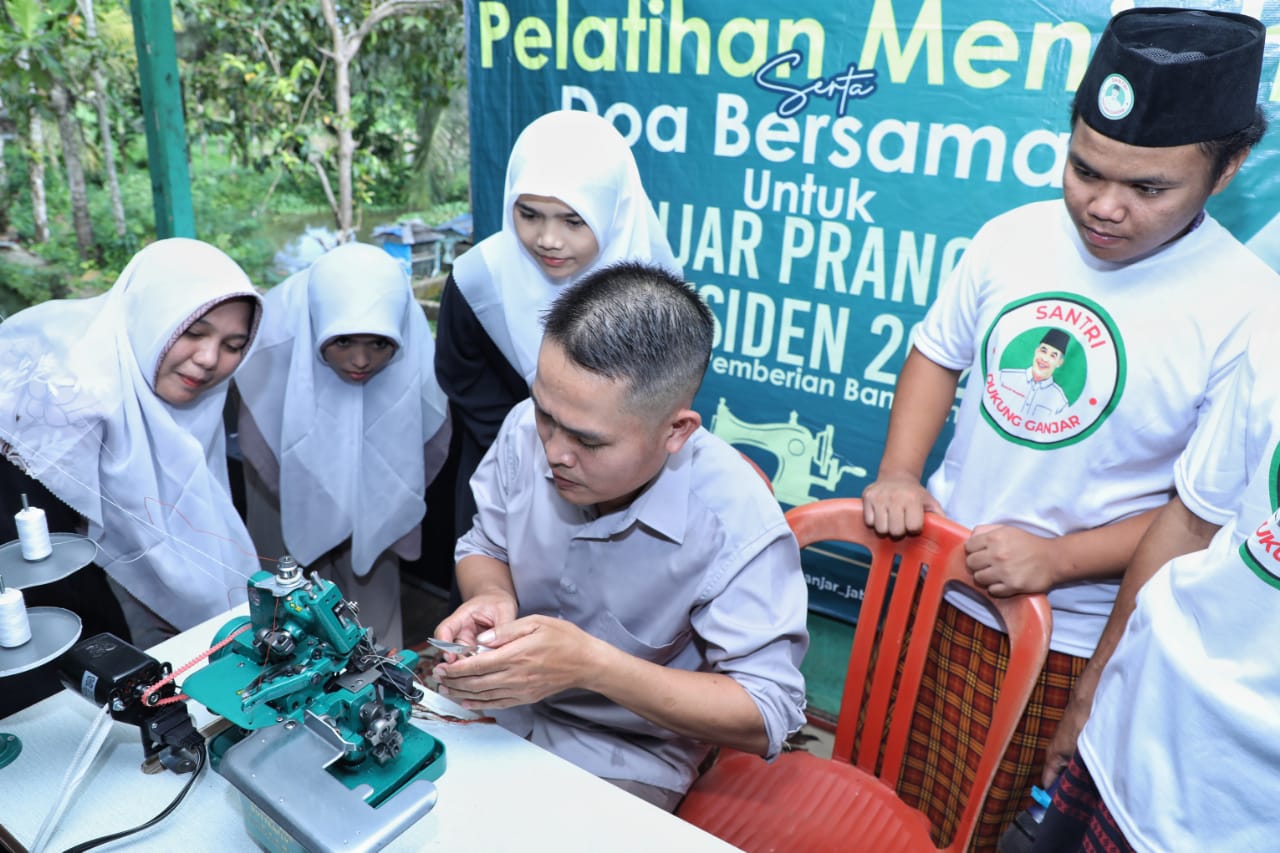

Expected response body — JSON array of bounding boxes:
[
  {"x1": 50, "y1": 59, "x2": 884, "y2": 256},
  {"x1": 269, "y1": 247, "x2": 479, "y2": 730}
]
[{"x1": 0, "y1": 607, "x2": 740, "y2": 852}]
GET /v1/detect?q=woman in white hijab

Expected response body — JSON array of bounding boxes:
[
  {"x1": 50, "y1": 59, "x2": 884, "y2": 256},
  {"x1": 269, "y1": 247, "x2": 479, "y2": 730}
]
[
  {"x1": 235, "y1": 242, "x2": 450, "y2": 649},
  {"x1": 436, "y1": 109, "x2": 680, "y2": 546},
  {"x1": 0, "y1": 238, "x2": 263, "y2": 647}
]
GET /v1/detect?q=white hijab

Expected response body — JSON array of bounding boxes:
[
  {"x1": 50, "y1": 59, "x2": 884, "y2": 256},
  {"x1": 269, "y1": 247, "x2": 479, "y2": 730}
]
[
  {"x1": 0, "y1": 238, "x2": 263, "y2": 630},
  {"x1": 452, "y1": 109, "x2": 680, "y2": 380},
  {"x1": 235, "y1": 243, "x2": 449, "y2": 575}
]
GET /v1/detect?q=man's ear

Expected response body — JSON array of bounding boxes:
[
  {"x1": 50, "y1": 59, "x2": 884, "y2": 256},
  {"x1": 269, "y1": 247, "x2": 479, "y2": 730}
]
[
  {"x1": 1210, "y1": 149, "x2": 1249, "y2": 195},
  {"x1": 664, "y1": 408, "x2": 702, "y2": 455}
]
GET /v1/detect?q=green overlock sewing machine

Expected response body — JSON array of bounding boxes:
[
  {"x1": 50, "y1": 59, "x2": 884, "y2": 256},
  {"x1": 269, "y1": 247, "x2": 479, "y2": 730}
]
[{"x1": 181, "y1": 557, "x2": 445, "y2": 853}]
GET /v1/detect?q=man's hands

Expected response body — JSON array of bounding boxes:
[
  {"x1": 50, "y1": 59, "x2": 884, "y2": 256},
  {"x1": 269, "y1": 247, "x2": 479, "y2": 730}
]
[
  {"x1": 432, "y1": 614, "x2": 603, "y2": 710},
  {"x1": 1043, "y1": 692, "x2": 1090, "y2": 788},
  {"x1": 965, "y1": 524, "x2": 1064, "y2": 597},
  {"x1": 861, "y1": 348, "x2": 962, "y2": 536},
  {"x1": 862, "y1": 488, "x2": 1064, "y2": 596},
  {"x1": 862, "y1": 471, "x2": 943, "y2": 537},
  {"x1": 433, "y1": 591, "x2": 518, "y2": 650}
]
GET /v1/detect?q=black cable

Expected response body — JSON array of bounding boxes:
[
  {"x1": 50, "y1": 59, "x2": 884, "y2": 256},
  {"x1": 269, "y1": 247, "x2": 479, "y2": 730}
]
[{"x1": 60, "y1": 742, "x2": 207, "y2": 853}]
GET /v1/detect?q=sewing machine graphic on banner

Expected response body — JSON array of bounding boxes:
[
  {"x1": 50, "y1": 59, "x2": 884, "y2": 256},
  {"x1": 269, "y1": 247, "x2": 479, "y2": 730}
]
[
  {"x1": 180, "y1": 557, "x2": 445, "y2": 853},
  {"x1": 710, "y1": 398, "x2": 867, "y2": 506}
]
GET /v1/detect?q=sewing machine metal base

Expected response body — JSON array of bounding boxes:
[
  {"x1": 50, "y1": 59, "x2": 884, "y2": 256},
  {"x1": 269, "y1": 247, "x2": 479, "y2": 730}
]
[
  {"x1": 182, "y1": 566, "x2": 446, "y2": 853},
  {"x1": 217, "y1": 711, "x2": 445, "y2": 853}
]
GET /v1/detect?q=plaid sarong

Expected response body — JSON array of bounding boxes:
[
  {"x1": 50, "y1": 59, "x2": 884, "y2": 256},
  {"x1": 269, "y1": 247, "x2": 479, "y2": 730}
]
[{"x1": 895, "y1": 604, "x2": 1087, "y2": 852}]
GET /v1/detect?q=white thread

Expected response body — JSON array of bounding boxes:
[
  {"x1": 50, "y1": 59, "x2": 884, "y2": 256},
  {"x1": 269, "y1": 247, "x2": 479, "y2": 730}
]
[
  {"x1": 16, "y1": 505, "x2": 53, "y2": 561},
  {"x1": 0, "y1": 583, "x2": 32, "y2": 647},
  {"x1": 30, "y1": 702, "x2": 114, "y2": 853},
  {"x1": 3, "y1": 433, "x2": 262, "y2": 589}
]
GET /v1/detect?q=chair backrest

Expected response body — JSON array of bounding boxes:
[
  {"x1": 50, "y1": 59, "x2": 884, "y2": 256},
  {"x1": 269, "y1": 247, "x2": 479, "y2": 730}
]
[{"x1": 785, "y1": 498, "x2": 1052, "y2": 850}]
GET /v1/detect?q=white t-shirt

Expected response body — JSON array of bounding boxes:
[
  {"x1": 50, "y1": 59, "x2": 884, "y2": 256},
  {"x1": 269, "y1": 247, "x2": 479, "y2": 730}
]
[
  {"x1": 915, "y1": 200, "x2": 1278, "y2": 656},
  {"x1": 1080, "y1": 329, "x2": 1280, "y2": 851}
]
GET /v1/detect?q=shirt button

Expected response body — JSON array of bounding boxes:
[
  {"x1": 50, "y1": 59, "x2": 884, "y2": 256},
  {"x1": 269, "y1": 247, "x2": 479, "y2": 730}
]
[{"x1": 560, "y1": 579, "x2": 577, "y2": 594}]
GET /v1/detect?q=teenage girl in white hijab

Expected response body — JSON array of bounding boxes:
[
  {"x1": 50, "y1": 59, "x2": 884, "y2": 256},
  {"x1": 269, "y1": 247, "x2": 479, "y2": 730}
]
[
  {"x1": 0, "y1": 238, "x2": 263, "y2": 644},
  {"x1": 235, "y1": 243, "x2": 451, "y2": 649},
  {"x1": 436, "y1": 109, "x2": 680, "y2": 545}
]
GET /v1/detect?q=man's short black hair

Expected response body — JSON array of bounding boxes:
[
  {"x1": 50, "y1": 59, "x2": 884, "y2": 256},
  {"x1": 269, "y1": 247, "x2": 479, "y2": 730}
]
[
  {"x1": 1069, "y1": 105, "x2": 1267, "y2": 183},
  {"x1": 542, "y1": 261, "x2": 714, "y2": 414},
  {"x1": 1197, "y1": 106, "x2": 1268, "y2": 183}
]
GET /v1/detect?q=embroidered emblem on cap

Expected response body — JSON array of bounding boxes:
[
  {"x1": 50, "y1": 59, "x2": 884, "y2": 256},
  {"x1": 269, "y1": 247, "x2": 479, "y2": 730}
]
[{"x1": 1097, "y1": 73, "x2": 1134, "y2": 120}]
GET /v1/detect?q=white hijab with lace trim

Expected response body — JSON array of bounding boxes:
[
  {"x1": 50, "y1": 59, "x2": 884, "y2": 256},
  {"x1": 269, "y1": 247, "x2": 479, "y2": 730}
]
[
  {"x1": 452, "y1": 109, "x2": 680, "y2": 381},
  {"x1": 0, "y1": 238, "x2": 263, "y2": 629},
  {"x1": 235, "y1": 243, "x2": 449, "y2": 575}
]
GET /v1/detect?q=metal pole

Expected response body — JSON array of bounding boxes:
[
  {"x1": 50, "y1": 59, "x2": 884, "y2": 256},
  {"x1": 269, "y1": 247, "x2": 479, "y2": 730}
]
[{"x1": 129, "y1": 0, "x2": 195, "y2": 238}]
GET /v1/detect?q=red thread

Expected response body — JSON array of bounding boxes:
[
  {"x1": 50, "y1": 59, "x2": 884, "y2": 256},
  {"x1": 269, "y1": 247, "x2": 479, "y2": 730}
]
[
  {"x1": 141, "y1": 495, "x2": 280, "y2": 566},
  {"x1": 141, "y1": 623, "x2": 253, "y2": 706}
]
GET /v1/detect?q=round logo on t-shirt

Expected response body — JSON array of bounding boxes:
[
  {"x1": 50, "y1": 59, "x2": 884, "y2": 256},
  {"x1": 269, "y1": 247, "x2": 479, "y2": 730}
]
[
  {"x1": 1240, "y1": 509, "x2": 1280, "y2": 591},
  {"x1": 978, "y1": 292, "x2": 1125, "y2": 449},
  {"x1": 1239, "y1": 444, "x2": 1280, "y2": 590}
]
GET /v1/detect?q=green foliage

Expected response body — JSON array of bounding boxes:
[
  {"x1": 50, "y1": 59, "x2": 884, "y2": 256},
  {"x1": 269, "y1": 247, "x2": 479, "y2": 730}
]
[
  {"x1": 1, "y1": 0, "x2": 85, "y2": 94},
  {"x1": 174, "y1": 0, "x2": 467, "y2": 212},
  {"x1": 403, "y1": 199, "x2": 471, "y2": 227},
  {"x1": 0, "y1": 260, "x2": 60, "y2": 319},
  {"x1": 191, "y1": 162, "x2": 295, "y2": 287},
  {"x1": 0, "y1": 0, "x2": 470, "y2": 310}
]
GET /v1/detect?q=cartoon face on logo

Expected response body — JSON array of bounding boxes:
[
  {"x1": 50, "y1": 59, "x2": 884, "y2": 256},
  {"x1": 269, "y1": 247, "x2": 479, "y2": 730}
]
[
  {"x1": 979, "y1": 293, "x2": 1126, "y2": 449},
  {"x1": 1098, "y1": 72, "x2": 1134, "y2": 120}
]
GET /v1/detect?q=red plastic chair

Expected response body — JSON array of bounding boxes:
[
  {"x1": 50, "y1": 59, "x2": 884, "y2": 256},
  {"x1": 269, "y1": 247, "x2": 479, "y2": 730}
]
[{"x1": 677, "y1": 498, "x2": 1052, "y2": 852}]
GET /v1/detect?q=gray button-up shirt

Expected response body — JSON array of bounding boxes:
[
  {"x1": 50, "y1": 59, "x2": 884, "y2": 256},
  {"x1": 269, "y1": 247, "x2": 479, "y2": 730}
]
[{"x1": 457, "y1": 399, "x2": 809, "y2": 792}]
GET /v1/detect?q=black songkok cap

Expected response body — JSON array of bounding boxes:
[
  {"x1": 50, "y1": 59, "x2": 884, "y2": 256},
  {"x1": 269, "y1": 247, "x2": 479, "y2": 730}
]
[
  {"x1": 1040, "y1": 328, "x2": 1070, "y2": 356},
  {"x1": 1075, "y1": 7, "x2": 1265, "y2": 147}
]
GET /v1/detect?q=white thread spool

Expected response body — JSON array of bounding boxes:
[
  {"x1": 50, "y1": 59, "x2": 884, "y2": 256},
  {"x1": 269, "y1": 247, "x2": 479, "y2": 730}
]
[
  {"x1": 0, "y1": 576, "x2": 32, "y2": 648},
  {"x1": 15, "y1": 493, "x2": 53, "y2": 561}
]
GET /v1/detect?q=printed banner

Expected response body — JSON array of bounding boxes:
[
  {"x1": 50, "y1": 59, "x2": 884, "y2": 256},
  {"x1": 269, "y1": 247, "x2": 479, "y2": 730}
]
[{"x1": 467, "y1": 0, "x2": 1280, "y2": 621}]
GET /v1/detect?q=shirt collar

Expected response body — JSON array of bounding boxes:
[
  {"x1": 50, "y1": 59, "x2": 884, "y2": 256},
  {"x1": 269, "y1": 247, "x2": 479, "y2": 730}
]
[{"x1": 623, "y1": 444, "x2": 692, "y2": 543}]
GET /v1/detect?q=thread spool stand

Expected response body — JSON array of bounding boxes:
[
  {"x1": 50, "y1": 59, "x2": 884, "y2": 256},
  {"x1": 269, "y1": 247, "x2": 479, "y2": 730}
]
[
  {"x1": 0, "y1": 496, "x2": 89, "y2": 677},
  {"x1": 0, "y1": 574, "x2": 81, "y2": 677},
  {"x1": 0, "y1": 528, "x2": 98, "y2": 590},
  {"x1": 0, "y1": 574, "x2": 80, "y2": 766}
]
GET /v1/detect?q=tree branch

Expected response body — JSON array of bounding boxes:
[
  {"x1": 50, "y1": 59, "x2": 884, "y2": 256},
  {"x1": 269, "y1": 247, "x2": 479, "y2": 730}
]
[{"x1": 348, "y1": 0, "x2": 454, "y2": 62}]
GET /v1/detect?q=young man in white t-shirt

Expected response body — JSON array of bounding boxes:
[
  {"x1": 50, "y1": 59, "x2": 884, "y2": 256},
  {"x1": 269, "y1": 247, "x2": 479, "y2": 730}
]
[
  {"x1": 1033, "y1": 327, "x2": 1280, "y2": 851},
  {"x1": 859, "y1": 9, "x2": 1277, "y2": 848}
]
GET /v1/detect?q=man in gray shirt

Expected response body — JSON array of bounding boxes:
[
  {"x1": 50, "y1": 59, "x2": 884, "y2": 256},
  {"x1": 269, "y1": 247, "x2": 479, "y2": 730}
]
[{"x1": 432, "y1": 261, "x2": 809, "y2": 811}]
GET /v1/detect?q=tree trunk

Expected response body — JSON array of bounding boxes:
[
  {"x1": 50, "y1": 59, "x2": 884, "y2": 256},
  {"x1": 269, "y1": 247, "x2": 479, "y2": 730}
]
[
  {"x1": 80, "y1": 0, "x2": 127, "y2": 238},
  {"x1": 320, "y1": 0, "x2": 357, "y2": 243},
  {"x1": 49, "y1": 83, "x2": 96, "y2": 261},
  {"x1": 89, "y1": 72, "x2": 126, "y2": 239},
  {"x1": 26, "y1": 104, "x2": 50, "y2": 244},
  {"x1": 0, "y1": 95, "x2": 8, "y2": 236},
  {"x1": 408, "y1": 103, "x2": 444, "y2": 210},
  {"x1": 309, "y1": 152, "x2": 340, "y2": 227},
  {"x1": 320, "y1": 0, "x2": 451, "y2": 241},
  {"x1": 333, "y1": 55, "x2": 355, "y2": 241}
]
